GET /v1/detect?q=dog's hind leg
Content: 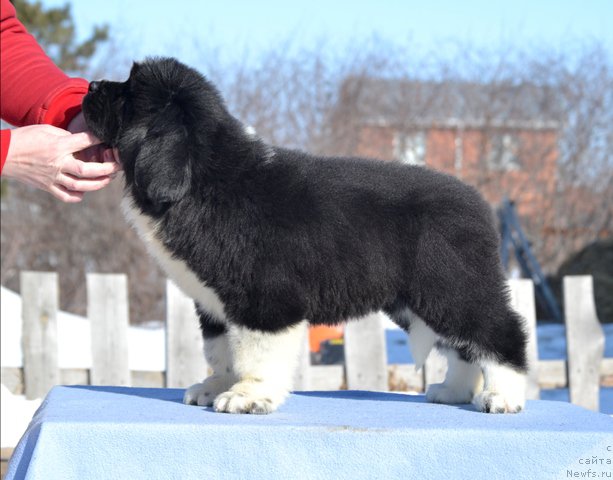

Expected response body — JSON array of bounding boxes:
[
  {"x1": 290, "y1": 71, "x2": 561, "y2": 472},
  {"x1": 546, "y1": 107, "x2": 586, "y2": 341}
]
[
  {"x1": 393, "y1": 310, "x2": 484, "y2": 404},
  {"x1": 390, "y1": 308, "x2": 438, "y2": 371},
  {"x1": 439, "y1": 306, "x2": 528, "y2": 414},
  {"x1": 184, "y1": 307, "x2": 237, "y2": 407},
  {"x1": 426, "y1": 348, "x2": 483, "y2": 404},
  {"x1": 214, "y1": 321, "x2": 307, "y2": 414},
  {"x1": 472, "y1": 359, "x2": 527, "y2": 414},
  {"x1": 398, "y1": 291, "x2": 527, "y2": 412},
  {"x1": 471, "y1": 307, "x2": 528, "y2": 414}
]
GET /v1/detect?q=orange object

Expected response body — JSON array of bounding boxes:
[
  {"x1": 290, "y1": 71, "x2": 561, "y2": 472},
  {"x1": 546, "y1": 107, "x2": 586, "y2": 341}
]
[{"x1": 309, "y1": 325, "x2": 344, "y2": 353}]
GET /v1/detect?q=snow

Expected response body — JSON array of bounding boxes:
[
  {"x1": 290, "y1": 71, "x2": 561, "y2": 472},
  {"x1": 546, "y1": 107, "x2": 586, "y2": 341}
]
[
  {"x1": 1, "y1": 285, "x2": 165, "y2": 371},
  {"x1": 0, "y1": 384, "x2": 41, "y2": 448}
]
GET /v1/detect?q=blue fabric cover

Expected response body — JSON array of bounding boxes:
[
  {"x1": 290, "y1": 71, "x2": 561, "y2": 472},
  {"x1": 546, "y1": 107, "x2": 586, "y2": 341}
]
[{"x1": 7, "y1": 386, "x2": 613, "y2": 479}]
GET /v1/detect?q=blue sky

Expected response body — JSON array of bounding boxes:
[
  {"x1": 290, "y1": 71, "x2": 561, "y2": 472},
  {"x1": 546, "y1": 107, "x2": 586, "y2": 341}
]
[{"x1": 41, "y1": 0, "x2": 612, "y2": 68}]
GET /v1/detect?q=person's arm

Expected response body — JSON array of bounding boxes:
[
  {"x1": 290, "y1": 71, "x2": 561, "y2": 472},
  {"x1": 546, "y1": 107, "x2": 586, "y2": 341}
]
[
  {"x1": 0, "y1": 0, "x2": 88, "y2": 131},
  {"x1": 0, "y1": 0, "x2": 120, "y2": 200},
  {"x1": 0, "y1": 130, "x2": 10, "y2": 172}
]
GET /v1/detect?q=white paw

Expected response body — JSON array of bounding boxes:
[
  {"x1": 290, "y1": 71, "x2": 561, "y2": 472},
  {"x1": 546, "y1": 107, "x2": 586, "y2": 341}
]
[
  {"x1": 426, "y1": 382, "x2": 475, "y2": 404},
  {"x1": 183, "y1": 375, "x2": 236, "y2": 407},
  {"x1": 473, "y1": 390, "x2": 524, "y2": 414},
  {"x1": 476, "y1": 362, "x2": 526, "y2": 413},
  {"x1": 213, "y1": 381, "x2": 287, "y2": 414}
]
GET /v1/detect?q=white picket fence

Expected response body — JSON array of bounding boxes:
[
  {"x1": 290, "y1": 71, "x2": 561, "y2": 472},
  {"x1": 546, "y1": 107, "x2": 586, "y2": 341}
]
[{"x1": 11, "y1": 271, "x2": 610, "y2": 412}]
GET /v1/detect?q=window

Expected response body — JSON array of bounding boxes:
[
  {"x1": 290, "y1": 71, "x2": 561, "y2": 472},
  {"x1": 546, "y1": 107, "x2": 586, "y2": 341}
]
[
  {"x1": 487, "y1": 133, "x2": 520, "y2": 171},
  {"x1": 394, "y1": 131, "x2": 426, "y2": 166}
]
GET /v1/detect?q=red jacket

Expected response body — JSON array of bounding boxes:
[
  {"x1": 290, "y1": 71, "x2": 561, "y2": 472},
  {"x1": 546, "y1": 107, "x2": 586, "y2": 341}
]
[{"x1": 0, "y1": 0, "x2": 89, "y2": 173}]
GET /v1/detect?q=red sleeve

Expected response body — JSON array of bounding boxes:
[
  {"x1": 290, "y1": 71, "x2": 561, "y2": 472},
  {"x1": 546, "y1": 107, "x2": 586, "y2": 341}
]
[
  {"x1": 0, "y1": 0, "x2": 89, "y2": 173},
  {"x1": 1, "y1": 130, "x2": 10, "y2": 172}
]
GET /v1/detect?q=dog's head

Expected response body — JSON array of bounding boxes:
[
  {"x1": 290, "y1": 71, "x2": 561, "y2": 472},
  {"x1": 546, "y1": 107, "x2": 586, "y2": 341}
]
[{"x1": 83, "y1": 57, "x2": 229, "y2": 211}]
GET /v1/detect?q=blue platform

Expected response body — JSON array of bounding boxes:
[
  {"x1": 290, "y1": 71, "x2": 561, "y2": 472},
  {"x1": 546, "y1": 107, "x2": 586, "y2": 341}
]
[{"x1": 7, "y1": 386, "x2": 613, "y2": 480}]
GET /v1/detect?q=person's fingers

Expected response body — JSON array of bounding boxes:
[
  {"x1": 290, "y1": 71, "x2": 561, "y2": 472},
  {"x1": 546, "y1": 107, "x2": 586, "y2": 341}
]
[
  {"x1": 106, "y1": 160, "x2": 122, "y2": 174},
  {"x1": 48, "y1": 184, "x2": 84, "y2": 203},
  {"x1": 61, "y1": 131, "x2": 103, "y2": 153},
  {"x1": 103, "y1": 148, "x2": 121, "y2": 165},
  {"x1": 62, "y1": 158, "x2": 120, "y2": 178},
  {"x1": 43, "y1": 124, "x2": 72, "y2": 136},
  {"x1": 56, "y1": 172, "x2": 112, "y2": 193}
]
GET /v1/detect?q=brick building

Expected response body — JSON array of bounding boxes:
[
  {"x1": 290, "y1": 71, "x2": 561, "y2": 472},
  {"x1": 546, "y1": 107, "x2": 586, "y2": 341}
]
[{"x1": 333, "y1": 78, "x2": 562, "y2": 221}]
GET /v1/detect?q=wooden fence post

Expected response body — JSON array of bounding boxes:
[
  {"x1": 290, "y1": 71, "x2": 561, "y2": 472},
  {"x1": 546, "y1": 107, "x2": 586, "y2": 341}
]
[
  {"x1": 564, "y1": 275, "x2": 604, "y2": 412},
  {"x1": 292, "y1": 328, "x2": 311, "y2": 391},
  {"x1": 21, "y1": 271, "x2": 60, "y2": 400},
  {"x1": 508, "y1": 279, "x2": 540, "y2": 400},
  {"x1": 344, "y1": 312, "x2": 388, "y2": 390},
  {"x1": 87, "y1": 273, "x2": 130, "y2": 386},
  {"x1": 165, "y1": 280, "x2": 207, "y2": 388}
]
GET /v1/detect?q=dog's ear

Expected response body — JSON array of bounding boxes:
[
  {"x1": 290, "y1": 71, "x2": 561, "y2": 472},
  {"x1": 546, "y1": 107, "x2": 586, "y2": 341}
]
[{"x1": 134, "y1": 115, "x2": 192, "y2": 204}]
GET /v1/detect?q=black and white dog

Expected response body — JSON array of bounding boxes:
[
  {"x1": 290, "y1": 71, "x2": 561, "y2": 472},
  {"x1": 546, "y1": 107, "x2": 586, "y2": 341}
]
[{"x1": 83, "y1": 57, "x2": 527, "y2": 414}]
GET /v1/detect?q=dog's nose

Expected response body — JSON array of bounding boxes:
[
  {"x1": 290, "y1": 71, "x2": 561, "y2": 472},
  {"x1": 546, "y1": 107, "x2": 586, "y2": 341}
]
[{"x1": 89, "y1": 81, "x2": 101, "y2": 93}]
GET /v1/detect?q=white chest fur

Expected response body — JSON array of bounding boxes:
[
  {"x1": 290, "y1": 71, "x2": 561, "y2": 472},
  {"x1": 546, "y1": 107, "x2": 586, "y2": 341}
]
[{"x1": 121, "y1": 197, "x2": 228, "y2": 323}]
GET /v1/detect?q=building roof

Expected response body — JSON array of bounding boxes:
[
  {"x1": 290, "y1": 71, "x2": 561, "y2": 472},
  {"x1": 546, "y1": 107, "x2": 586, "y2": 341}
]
[{"x1": 339, "y1": 77, "x2": 562, "y2": 130}]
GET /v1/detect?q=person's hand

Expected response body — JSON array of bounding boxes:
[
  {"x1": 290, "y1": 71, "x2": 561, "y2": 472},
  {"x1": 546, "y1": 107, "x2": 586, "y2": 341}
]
[
  {"x1": 67, "y1": 112, "x2": 121, "y2": 165},
  {"x1": 2, "y1": 124, "x2": 121, "y2": 203}
]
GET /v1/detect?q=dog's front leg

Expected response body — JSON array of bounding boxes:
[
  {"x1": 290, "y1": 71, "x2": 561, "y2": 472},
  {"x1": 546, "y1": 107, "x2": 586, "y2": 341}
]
[
  {"x1": 214, "y1": 321, "x2": 307, "y2": 414},
  {"x1": 183, "y1": 333, "x2": 237, "y2": 407}
]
